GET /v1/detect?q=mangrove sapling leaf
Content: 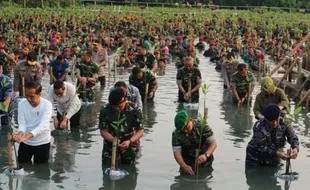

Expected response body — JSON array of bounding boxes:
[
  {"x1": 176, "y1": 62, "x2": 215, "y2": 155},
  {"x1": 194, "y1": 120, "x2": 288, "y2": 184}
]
[{"x1": 293, "y1": 106, "x2": 303, "y2": 116}]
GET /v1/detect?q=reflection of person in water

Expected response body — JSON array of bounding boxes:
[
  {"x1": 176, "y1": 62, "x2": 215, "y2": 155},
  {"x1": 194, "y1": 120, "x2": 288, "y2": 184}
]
[
  {"x1": 245, "y1": 166, "x2": 282, "y2": 190},
  {"x1": 21, "y1": 163, "x2": 51, "y2": 190},
  {"x1": 170, "y1": 167, "x2": 213, "y2": 190},
  {"x1": 143, "y1": 100, "x2": 157, "y2": 131},
  {"x1": 0, "y1": 126, "x2": 10, "y2": 173},
  {"x1": 100, "y1": 163, "x2": 138, "y2": 190}
]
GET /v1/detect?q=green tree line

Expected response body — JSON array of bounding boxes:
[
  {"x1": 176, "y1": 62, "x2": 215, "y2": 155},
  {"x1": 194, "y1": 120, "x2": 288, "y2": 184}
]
[{"x1": 2, "y1": 0, "x2": 310, "y2": 9}]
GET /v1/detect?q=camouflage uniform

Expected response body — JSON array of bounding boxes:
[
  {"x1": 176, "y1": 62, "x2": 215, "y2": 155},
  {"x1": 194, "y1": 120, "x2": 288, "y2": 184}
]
[
  {"x1": 172, "y1": 119, "x2": 215, "y2": 167},
  {"x1": 74, "y1": 61, "x2": 99, "y2": 100},
  {"x1": 253, "y1": 88, "x2": 289, "y2": 118},
  {"x1": 0, "y1": 74, "x2": 13, "y2": 125},
  {"x1": 14, "y1": 60, "x2": 42, "y2": 96},
  {"x1": 134, "y1": 53, "x2": 157, "y2": 70},
  {"x1": 98, "y1": 103, "x2": 144, "y2": 164},
  {"x1": 246, "y1": 119, "x2": 299, "y2": 167},
  {"x1": 0, "y1": 48, "x2": 12, "y2": 76},
  {"x1": 230, "y1": 71, "x2": 255, "y2": 102},
  {"x1": 176, "y1": 67, "x2": 202, "y2": 103},
  {"x1": 129, "y1": 70, "x2": 157, "y2": 101}
]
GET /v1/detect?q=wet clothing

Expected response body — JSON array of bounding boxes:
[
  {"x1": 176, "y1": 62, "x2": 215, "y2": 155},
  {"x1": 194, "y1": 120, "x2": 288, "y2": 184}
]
[
  {"x1": 134, "y1": 53, "x2": 157, "y2": 70},
  {"x1": 176, "y1": 67, "x2": 202, "y2": 103},
  {"x1": 246, "y1": 119, "x2": 299, "y2": 166},
  {"x1": 48, "y1": 58, "x2": 70, "y2": 81},
  {"x1": 129, "y1": 71, "x2": 157, "y2": 101},
  {"x1": 230, "y1": 71, "x2": 255, "y2": 102},
  {"x1": 14, "y1": 60, "x2": 42, "y2": 96},
  {"x1": 75, "y1": 61, "x2": 99, "y2": 100},
  {"x1": 18, "y1": 142, "x2": 50, "y2": 164},
  {"x1": 98, "y1": 103, "x2": 144, "y2": 164},
  {"x1": 253, "y1": 88, "x2": 289, "y2": 118},
  {"x1": 172, "y1": 119, "x2": 215, "y2": 167}
]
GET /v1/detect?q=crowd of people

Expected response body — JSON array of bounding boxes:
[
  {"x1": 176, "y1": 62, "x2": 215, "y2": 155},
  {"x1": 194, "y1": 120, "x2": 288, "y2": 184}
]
[{"x1": 0, "y1": 9, "x2": 307, "y2": 179}]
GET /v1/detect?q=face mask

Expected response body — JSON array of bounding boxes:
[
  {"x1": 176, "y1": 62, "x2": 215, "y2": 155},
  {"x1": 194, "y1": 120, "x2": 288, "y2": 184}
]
[{"x1": 27, "y1": 60, "x2": 37, "y2": 66}]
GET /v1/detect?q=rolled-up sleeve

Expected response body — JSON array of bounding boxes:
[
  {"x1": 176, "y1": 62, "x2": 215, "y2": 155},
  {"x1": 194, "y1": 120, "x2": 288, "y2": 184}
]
[{"x1": 172, "y1": 130, "x2": 182, "y2": 153}]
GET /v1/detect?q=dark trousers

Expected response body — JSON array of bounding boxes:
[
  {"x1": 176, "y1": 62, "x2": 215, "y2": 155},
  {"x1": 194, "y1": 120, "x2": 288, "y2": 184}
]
[
  {"x1": 18, "y1": 142, "x2": 50, "y2": 164},
  {"x1": 98, "y1": 76, "x2": 106, "y2": 86},
  {"x1": 57, "y1": 110, "x2": 81, "y2": 128}
]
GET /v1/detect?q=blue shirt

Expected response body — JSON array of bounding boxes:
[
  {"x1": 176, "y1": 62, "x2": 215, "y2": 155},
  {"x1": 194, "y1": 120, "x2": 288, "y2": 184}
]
[
  {"x1": 48, "y1": 58, "x2": 70, "y2": 80},
  {"x1": 0, "y1": 74, "x2": 13, "y2": 102}
]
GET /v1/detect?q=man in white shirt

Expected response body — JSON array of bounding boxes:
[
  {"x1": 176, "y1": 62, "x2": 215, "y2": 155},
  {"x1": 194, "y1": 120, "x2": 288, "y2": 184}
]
[
  {"x1": 48, "y1": 80, "x2": 81, "y2": 129},
  {"x1": 13, "y1": 81, "x2": 53, "y2": 164}
]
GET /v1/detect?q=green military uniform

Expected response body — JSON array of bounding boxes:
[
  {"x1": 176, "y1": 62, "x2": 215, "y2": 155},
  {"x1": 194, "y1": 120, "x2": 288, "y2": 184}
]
[
  {"x1": 176, "y1": 67, "x2": 202, "y2": 103},
  {"x1": 129, "y1": 70, "x2": 157, "y2": 101},
  {"x1": 14, "y1": 60, "x2": 42, "y2": 96},
  {"x1": 99, "y1": 103, "x2": 143, "y2": 164},
  {"x1": 172, "y1": 119, "x2": 215, "y2": 167},
  {"x1": 230, "y1": 71, "x2": 255, "y2": 102},
  {"x1": 134, "y1": 53, "x2": 157, "y2": 70},
  {"x1": 253, "y1": 88, "x2": 289, "y2": 118},
  {"x1": 75, "y1": 61, "x2": 99, "y2": 100}
]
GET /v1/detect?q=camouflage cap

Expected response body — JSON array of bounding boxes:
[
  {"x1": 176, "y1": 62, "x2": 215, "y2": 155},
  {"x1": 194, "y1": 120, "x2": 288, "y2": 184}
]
[
  {"x1": 174, "y1": 110, "x2": 189, "y2": 131},
  {"x1": 261, "y1": 77, "x2": 276, "y2": 93}
]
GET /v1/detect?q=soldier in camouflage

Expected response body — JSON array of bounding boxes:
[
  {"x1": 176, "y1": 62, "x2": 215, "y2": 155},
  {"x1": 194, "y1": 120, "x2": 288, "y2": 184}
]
[
  {"x1": 75, "y1": 50, "x2": 99, "y2": 100},
  {"x1": 13, "y1": 52, "x2": 42, "y2": 97},
  {"x1": 99, "y1": 88, "x2": 144, "y2": 164},
  {"x1": 230, "y1": 63, "x2": 255, "y2": 106},
  {"x1": 134, "y1": 44, "x2": 157, "y2": 72},
  {"x1": 246, "y1": 104, "x2": 299, "y2": 167},
  {"x1": 129, "y1": 67, "x2": 158, "y2": 101},
  {"x1": 176, "y1": 57, "x2": 202, "y2": 103},
  {"x1": 172, "y1": 110, "x2": 217, "y2": 175},
  {"x1": 0, "y1": 36, "x2": 16, "y2": 77}
]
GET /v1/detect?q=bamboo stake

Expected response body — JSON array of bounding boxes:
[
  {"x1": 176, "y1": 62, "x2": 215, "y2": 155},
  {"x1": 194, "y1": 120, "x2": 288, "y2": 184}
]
[
  {"x1": 19, "y1": 69, "x2": 26, "y2": 97},
  {"x1": 297, "y1": 89, "x2": 310, "y2": 107},
  {"x1": 111, "y1": 137, "x2": 117, "y2": 170},
  {"x1": 144, "y1": 83, "x2": 149, "y2": 103},
  {"x1": 276, "y1": 59, "x2": 298, "y2": 87},
  {"x1": 269, "y1": 32, "x2": 310, "y2": 77},
  {"x1": 285, "y1": 149, "x2": 291, "y2": 175}
]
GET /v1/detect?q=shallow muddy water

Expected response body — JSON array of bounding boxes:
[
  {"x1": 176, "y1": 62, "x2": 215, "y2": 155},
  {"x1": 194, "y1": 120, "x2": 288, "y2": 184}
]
[{"x1": 0, "y1": 53, "x2": 309, "y2": 190}]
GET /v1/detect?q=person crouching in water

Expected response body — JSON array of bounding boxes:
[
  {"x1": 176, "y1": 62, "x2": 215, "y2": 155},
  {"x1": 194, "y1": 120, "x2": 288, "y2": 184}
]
[
  {"x1": 246, "y1": 104, "x2": 299, "y2": 167},
  {"x1": 99, "y1": 88, "x2": 144, "y2": 164},
  {"x1": 13, "y1": 82, "x2": 53, "y2": 164},
  {"x1": 172, "y1": 110, "x2": 217, "y2": 175}
]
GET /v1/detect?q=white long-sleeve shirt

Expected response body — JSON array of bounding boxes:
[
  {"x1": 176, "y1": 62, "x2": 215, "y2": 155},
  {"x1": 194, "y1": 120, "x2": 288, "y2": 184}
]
[
  {"x1": 47, "y1": 82, "x2": 81, "y2": 119},
  {"x1": 18, "y1": 97, "x2": 53, "y2": 146}
]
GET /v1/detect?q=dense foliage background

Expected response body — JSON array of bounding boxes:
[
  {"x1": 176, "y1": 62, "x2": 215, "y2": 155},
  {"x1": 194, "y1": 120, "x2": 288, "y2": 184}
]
[{"x1": 2, "y1": 0, "x2": 310, "y2": 9}]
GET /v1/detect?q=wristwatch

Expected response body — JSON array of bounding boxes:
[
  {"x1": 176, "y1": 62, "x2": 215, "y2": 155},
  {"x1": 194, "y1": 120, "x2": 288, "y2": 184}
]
[{"x1": 205, "y1": 153, "x2": 210, "y2": 158}]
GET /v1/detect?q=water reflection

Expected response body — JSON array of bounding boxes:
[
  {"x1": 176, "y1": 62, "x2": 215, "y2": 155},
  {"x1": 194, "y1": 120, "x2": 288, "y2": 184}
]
[
  {"x1": 170, "y1": 167, "x2": 213, "y2": 190},
  {"x1": 245, "y1": 166, "x2": 281, "y2": 190},
  {"x1": 143, "y1": 101, "x2": 158, "y2": 132},
  {"x1": 100, "y1": 164, "x2": 138, "y2": 190},
  {"x1": 176, "y1": 103, "x2": 199, "y2": 119},
  {"x1": 221, "y1": 90, "x2": 253, "y2": 147},
  {"x1": 0, "y1": 126, "x2": 11, "y2": 173},
  {"x1": 20, "y1": 163, "x2": 51, "y2": 190}
]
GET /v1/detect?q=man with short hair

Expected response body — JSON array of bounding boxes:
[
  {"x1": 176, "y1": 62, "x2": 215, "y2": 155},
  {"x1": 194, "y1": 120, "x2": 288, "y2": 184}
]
[
  {"x1": 99, "y1": 88, "x2": 144, "y2": 164},
  {"x1": 230, "y1": 63, "x2": 255, "y2": 107},
  {"x1": 134, "y1": 44, "x2": 158, "y2": 72},
  {"x1": 13, "y1": 81, "x2": 53, "y2": 164},
  {"x1": 129, "y1": 67, "x2": 158, "y2": 101},
  {"x1": 48, "y1": 55, "x2": 70, "y2": 83},
  {"x1": 48, "y1": 80, "x2": 81, "y2": 130},
  {"x1": 246, "y1": 104, "x2": 299, "y2": 167},
  {"x1": 176, "y1": 57, "x2": 202, "y2": 103},
  {"x1": 110, "y1": 81, "x2": 142, "y2": 109}
]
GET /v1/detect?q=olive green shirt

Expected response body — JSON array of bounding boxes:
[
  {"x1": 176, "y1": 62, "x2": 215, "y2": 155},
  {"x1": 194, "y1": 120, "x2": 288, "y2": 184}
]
[{"x1": 253, "y1": 88, "x2": 289, "y2": 117}]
